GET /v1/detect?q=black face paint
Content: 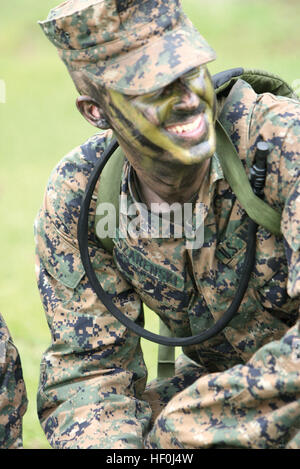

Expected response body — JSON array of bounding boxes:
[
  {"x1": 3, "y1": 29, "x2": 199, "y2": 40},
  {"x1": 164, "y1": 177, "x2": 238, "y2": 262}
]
[{"x1": 107, "y1": 66, "x2": 216, "y2": 166}]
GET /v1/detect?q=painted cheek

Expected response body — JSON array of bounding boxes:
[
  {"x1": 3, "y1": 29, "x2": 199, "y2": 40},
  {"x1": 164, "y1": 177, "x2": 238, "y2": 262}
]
[
  {"x1": 205, "y1": 78, "x2": 216, "y2": 110},
  {"x1": 156, "y1": 97, "x2": 179, "y2": 125},
  {"x1": 212, "y1": 94, "x2": 217, "y2": 121},
  {"x1": 187, "y1": 70, "x2": 215, "y2": 109},
  {"x1": 134, "y1": 97, "x2": 176, "y2": 127},
  {"x1": 109, "y1": 89, "x2": 216, "y2": 164}
]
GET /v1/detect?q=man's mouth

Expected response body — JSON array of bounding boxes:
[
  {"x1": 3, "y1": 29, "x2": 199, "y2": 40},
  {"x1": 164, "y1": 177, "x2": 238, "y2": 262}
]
[{"x1": 164, "y1": 114, "x2": 206, "y2": 140}]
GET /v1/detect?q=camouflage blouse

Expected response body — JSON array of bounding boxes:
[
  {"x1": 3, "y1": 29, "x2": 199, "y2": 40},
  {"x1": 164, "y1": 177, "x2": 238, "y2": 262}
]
[{"x1": 34, "y1": 80, "x2": 300, "y2": 449}]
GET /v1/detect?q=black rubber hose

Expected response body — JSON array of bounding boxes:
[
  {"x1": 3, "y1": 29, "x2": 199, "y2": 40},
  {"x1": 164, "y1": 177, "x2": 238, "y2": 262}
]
[{"x1": 77, "y1": 139, "x2": 257, "y2": 347}]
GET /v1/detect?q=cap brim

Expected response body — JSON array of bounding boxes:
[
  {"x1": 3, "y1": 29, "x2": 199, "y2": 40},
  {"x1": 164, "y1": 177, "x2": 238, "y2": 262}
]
[{"x1": 84, "y1": 15, "x2": 216, "y2": 95}]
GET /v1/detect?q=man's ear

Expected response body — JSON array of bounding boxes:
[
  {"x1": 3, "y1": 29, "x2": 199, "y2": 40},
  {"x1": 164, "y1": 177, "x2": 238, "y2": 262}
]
[{"x1": 76, "y1": 96, "x2": 110, "y2": 129}]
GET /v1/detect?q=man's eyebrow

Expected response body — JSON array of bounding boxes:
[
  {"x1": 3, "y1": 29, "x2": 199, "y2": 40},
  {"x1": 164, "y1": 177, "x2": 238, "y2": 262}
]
[
  {"x1": 181, "y1": 66, "x2": 202, "y2": 79},
  {"x1": 125, "y1": 88, "x2": 164, "y2": 100}
]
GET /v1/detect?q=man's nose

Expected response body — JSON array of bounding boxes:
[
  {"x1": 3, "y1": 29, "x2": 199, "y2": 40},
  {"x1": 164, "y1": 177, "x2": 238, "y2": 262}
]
[{"x1": 172, "y1": 83, "x2": 200, "y2": 112}]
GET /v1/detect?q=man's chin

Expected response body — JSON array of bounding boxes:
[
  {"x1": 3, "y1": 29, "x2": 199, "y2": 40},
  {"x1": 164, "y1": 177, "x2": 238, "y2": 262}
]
[
  {"x1": 192, "y1": 139, "x2": 216, "y2": 162},
  {"x1": 171, "y1": 134, "x2": 216, "y2": 165}
]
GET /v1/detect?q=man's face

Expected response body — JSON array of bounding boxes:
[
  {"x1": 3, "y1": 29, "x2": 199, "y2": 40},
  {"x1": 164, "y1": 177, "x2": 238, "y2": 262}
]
[{"x1": 102, "y1": 65, "x2": 217, "y2": 172}]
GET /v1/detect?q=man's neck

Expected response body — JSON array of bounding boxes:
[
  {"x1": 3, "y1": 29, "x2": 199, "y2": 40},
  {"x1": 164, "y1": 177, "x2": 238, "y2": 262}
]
[{"x1": 135, "y1": 158, "x2": 210, "y2": 207}]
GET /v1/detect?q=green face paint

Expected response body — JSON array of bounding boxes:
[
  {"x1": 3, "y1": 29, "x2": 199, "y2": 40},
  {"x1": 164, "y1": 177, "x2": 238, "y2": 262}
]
[{"x1": 106, "y1": 65, "x2": 216, "y2": 166}]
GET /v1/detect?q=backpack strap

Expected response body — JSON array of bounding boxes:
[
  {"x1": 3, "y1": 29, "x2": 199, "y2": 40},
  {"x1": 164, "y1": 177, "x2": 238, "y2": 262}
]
[
  {"x1": 94, "y1": 143, "x2": 124, "y2": 254},
  {"x1": 214, "y1": 67, "x2": 298, "y2": 100},
  {"x1": 215, "y1": 119, "x2": 281, "y2": 236}
]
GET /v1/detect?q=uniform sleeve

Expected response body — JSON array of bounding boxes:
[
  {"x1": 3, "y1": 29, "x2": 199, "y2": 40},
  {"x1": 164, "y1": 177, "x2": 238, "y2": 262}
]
[
  {"x1": 279, "y1": 125, "x2": 300, "y2": 301},
  {"x1": 0, "y1": 314, "x2": 27, "y2": 449},
  {"x1": 34, "y1": 138, "x2": 152, "y2": 449}
]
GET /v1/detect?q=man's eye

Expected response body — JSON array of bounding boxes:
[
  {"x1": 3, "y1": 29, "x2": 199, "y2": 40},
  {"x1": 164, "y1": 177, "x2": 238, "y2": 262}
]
[
  {"x1": 143, "y1": 89, "x2": 165, "y2": 100},
  {"x1": 182, "y1": 66, "x2": 203, "y2": 81},
  {"x1": 127, "y1": 89, "x2": 163, "y2": 102}
]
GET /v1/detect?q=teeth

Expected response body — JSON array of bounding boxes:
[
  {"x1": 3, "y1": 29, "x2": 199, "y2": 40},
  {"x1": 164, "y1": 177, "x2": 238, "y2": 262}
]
[{"x1": 167, "y1": 116, "x2": 202, "y2": 135}]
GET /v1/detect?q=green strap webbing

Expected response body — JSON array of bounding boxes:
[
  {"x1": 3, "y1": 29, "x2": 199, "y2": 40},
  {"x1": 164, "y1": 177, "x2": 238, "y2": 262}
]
[
  {"x1": 95, "y1": 144, "x2": 124, "y2": 254},
  {"x1": 215, "y1": 68, "x2": 298, "y2": 101},
  {"x1": 215, "y1": 120, "x2": 282, "y2": 236},
  {"x1": 157, "y1": 321, "x2": 175, "y2": 379}
]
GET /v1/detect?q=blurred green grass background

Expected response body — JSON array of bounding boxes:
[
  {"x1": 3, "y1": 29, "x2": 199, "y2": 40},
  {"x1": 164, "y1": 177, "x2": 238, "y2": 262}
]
[{"x1": 0, "y1": 0, "x2": 299, "y2": 449}]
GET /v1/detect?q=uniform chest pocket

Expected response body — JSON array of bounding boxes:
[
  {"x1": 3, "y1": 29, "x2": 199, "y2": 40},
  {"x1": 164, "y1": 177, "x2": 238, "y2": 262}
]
[
  {"x1": 216, "y1": 221, "x2": 287, "y2": 290},
  {"x1": 113, "y1": 239, "x2": 194, "y2": 311}
]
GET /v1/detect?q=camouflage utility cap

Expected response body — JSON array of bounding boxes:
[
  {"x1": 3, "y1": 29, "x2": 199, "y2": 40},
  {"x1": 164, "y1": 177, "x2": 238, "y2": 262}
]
[{"x1": 39, "y1": 0, "x2": 216, "y2": 95}]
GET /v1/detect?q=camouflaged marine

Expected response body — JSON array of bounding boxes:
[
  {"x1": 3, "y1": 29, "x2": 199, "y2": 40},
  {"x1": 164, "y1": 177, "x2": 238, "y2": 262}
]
[
  {"x1": 35, "y1": 0, "x2": 300, "y2": 449},
  {"x1": 0, "y1": 313, "x2": 27, "y2": 449}
]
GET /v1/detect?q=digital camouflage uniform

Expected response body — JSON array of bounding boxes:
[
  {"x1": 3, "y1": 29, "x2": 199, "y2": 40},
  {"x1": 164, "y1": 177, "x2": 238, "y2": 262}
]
[
  {"x1": 36, "y1": 0, "x2": 300, "y2": 449},
  {"x1": 0, "y1": 314, "x2": 27, "y2": 449}
]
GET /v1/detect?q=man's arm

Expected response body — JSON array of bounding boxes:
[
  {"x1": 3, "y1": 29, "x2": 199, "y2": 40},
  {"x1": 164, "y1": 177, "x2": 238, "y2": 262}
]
[
  {"x1": 35, "y1": 137, "x2": 152, "y2": 449},
  {"x1": 0, "y1": 314, "x2": 27, "y2": 448}
]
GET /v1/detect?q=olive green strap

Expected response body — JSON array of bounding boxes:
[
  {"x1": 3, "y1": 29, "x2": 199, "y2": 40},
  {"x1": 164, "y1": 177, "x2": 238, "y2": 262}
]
[
  {"x1": 95, "y1": 144, "x2": 125, "y2": 253},
  {"x1": 157, "y1": 321, "x2": 175, "y2": 379},
  {"x1": 215, "y1": 120, "x2": 282, "y2": 236}
]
